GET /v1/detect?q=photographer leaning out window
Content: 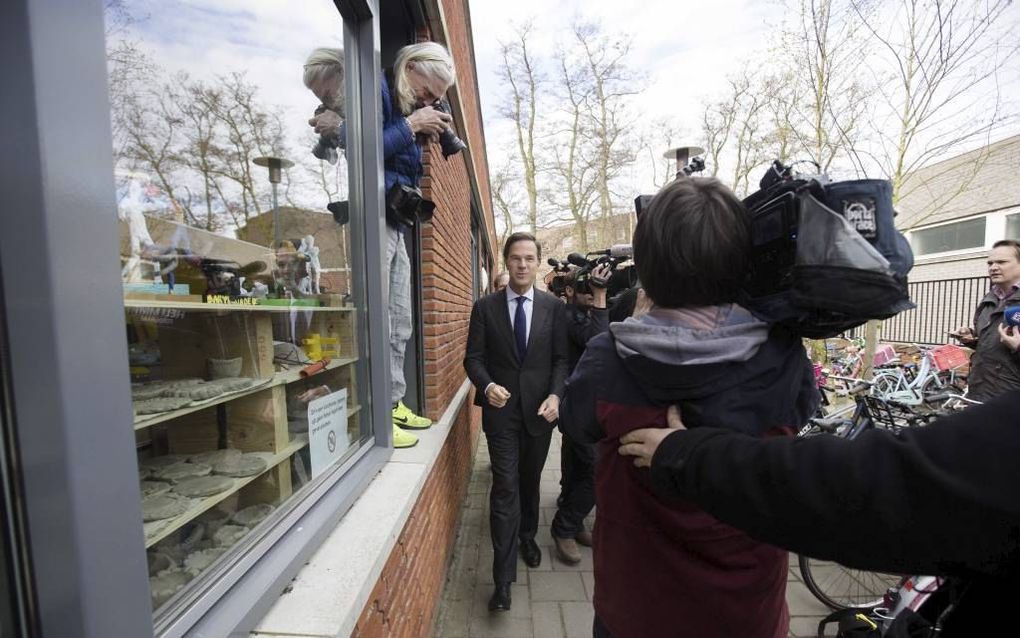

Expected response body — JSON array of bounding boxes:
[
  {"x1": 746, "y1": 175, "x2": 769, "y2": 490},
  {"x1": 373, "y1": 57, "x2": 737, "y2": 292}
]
[{"x1": 303, "y1": 42, "x2": 457, "y2": 448}]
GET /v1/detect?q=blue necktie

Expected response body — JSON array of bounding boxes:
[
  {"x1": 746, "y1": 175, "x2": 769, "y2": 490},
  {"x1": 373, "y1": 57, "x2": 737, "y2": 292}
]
[{"x1": 514, "y1": 296, "x2": 527, "y2": 361}]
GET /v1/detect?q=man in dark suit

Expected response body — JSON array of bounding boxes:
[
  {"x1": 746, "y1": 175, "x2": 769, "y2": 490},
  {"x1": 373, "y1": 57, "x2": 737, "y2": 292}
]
[{"x1": 464, "y1": 231, "x2": 568, "y2": 612}]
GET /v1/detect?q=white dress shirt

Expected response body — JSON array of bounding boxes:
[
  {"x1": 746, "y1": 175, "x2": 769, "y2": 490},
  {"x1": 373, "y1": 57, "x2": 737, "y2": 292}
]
[{"x1": 506, "y1": 285, "x2": 535, "y2": 344}]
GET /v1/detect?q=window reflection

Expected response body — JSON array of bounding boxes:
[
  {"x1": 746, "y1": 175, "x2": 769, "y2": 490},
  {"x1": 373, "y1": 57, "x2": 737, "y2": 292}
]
[{"x1": 104, "y1": 0, "x2": 370, "y2": 615}]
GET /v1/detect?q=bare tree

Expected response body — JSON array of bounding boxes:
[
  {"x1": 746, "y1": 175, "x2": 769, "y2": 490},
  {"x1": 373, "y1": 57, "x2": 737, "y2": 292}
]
[
  {"x1": 497, "y1": 21, "x2": 544, "y2": 231},
  {"x1": 491, "y1": 159, "x2": 524, "y2": 266},
  {"x1": 544, "y1": 51, "x2": 602, "y2": 253},
  {"x1": 571, "y1": 22, "x2": 643, "y2": 247},
  {"x1": 851, "y1": 0, "x2": 1020, "y2": 211},
  {"x1": 781, "y1": 0, "x2": 875, "y2": 174}
]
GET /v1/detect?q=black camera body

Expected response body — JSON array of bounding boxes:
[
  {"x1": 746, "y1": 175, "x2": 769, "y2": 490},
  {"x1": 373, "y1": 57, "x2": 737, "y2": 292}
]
[
  {"x1": 386, "y1": 183, "x2": 435, "y2": 227},
  {"x1": 311, "y1": 104, "x2": 346, "y2": 163},
  {"x1": 564, "y1": 249, "x2": 636, "y2": 299},
  {"x1": 417, "y1": 100, "x2": 467, "y2": 159}
]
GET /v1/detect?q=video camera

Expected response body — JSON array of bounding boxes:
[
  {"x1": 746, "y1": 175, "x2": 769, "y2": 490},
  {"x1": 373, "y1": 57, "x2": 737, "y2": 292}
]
[{"x1": 552, "y1": 247, "x2": 637, "y2": 301}]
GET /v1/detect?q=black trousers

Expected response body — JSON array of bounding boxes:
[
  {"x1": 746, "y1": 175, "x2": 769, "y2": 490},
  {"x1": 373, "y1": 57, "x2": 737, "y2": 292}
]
[
  {"x1": 485, "y1": 409, "x2": 552, "y2": 584},
  {"x1": 551, "y1": 431, "x2": 595, "y2": 539}
]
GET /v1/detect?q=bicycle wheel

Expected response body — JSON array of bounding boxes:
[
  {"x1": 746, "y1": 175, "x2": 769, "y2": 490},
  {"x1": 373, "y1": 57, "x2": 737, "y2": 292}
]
[
  {"x1": 798, "y1": 555, "x2": 901, "y2": 610},
  {"x1": 869, "y1": 373, "x2": 900, "y2": 400}
]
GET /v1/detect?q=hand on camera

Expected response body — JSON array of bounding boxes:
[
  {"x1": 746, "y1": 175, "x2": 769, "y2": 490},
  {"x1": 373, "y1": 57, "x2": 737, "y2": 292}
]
[
  {"x1": 998, "y1": 323, "x2": 1020, "y2": 352},
  {"x1": 407, "y1": 106, "x2": 452, "y2": 138},
  {"x1": 309, "y1": 109, "x2": 342, "y2": 136},
  {"x1": 591, "y1": 264, "x2": 612, "y2": 308},
  {"x1": 486, "y1": 383, "x2": 512, "y2": 408}
]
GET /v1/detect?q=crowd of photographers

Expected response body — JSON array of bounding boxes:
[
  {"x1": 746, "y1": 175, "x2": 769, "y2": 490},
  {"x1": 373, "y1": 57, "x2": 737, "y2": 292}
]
[
  {"x1": 301, "y1": 37, "x2": 1020, "y2": 638},
  {"x1": 466, "y1": 176, "x2": 1020, "y2": 637}
]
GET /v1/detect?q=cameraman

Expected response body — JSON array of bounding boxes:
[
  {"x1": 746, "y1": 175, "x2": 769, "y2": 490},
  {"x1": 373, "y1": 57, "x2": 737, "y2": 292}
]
[
  {"x1": 551, "y1": 262, "x2": 611, "y2": 564},
  {"x1": 303, "y1": 43, "x2": 456, "y2": 448}
]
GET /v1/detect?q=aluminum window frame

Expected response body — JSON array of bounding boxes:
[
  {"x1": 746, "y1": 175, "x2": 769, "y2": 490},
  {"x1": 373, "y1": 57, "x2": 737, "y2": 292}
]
[{"x1": 0, "y1": 0, "x2": 392, "y2": 636}]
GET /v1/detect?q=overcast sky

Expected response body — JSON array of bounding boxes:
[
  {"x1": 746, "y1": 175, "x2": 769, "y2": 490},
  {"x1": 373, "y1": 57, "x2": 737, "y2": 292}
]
[{"x1": 466, "y1": 0, "x2": 1020, "y2": 203}]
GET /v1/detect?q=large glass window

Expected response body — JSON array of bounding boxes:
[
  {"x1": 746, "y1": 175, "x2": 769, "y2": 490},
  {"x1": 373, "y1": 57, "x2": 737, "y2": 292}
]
[
  {"x1": 910, "y1": 217, "x2": 986, "y2": 256},
  {"x1": 1007, "y1": 212, "x2": 1020, "y2": 240},
  {"x1": 103, "y1": 1, "x2": 372, "y2": 618}
]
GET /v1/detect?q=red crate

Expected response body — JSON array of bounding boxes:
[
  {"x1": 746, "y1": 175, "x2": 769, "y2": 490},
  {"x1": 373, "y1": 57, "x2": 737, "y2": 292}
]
[
  {"x1": 932, "y1": 344, "x2": 970, "y2": 371},
  {"x1": 872, "y1": 344, "x2": 897, "y2": 367}
]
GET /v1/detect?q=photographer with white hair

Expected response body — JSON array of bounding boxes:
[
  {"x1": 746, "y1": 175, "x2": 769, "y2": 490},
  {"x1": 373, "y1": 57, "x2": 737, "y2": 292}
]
[{"x1": 304, "y1": 42, "x2": 457, "y2": 448}]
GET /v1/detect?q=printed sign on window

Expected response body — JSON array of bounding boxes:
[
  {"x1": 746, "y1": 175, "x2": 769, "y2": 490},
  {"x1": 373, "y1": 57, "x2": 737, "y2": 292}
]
[{"x1": 308, "y1": 389, "x2": 348, "y2": 478}]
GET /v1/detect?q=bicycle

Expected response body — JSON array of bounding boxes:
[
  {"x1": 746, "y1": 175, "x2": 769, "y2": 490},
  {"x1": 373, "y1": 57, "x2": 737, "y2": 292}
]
[
  {"x1": 868, "y1": 344, "x2": 968, "y2": 409},
  {"x1": 797, "y1": 380, "x2": 938, "y2": 610}
]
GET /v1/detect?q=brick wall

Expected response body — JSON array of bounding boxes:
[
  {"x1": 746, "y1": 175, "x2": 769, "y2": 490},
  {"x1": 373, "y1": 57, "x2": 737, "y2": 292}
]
[
  {"x1": 350, "y1": 398, "x2": 481, "y2": 638},
  {"x1": 350, "y1": 0, "x2": 493, "y2": 635}
]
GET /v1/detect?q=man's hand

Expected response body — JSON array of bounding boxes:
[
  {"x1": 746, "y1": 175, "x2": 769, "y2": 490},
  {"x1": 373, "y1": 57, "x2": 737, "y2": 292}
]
[
  {"x1": 538, "y1": 394, "x2": 560, "y2": 423},
  {"x1": 618, "y1": 404, "x2": 686, "y2": 468},
  {"x1": 591, "y1": 263, "x2": 612, "y2": 308},
  {"x1": 485, "y1": 384, "x2": 512, "y2": 408},
  {"x1": 406, "y1": 106, "x2": 452, "y2": 137},
  {"x1": 949, "y1": 326, "x2": 976, "y2": 344},
  {"x1": 309, "y1": 109, "x2": 342, "y2": 136},
  {"x1": 998, "y1": 322, "x2": 1020, "y2": 352}
]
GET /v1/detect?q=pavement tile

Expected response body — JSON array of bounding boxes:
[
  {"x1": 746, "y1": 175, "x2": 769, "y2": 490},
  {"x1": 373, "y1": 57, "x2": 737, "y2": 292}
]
[
  {"x1": 786, "y1": 580, "x2": 833, "y2": 618},
  {"x1": 580, "y1": 572, "x2": 595, "y2": 602},
  {"x1": 435, "y1": 599, "x2": 471, "y2": 637},
  {"x1": 529, "y1": 572, "x2": 587, "y2": 602},
  {"x1": 530, "y1": 602, "x2": 565, "y2": 638},
  {"x1": 560, "y1": 602, "x2": 595, "y2": 638},
  {"x1": 468, "y1": 611, "x2": 534, "y2": 638}
]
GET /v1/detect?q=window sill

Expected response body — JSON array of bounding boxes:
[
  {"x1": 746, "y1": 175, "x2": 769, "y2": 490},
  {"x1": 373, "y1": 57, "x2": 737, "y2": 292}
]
[{"x1": 251, "y1": 378, "x2": 472, "y2": 638}]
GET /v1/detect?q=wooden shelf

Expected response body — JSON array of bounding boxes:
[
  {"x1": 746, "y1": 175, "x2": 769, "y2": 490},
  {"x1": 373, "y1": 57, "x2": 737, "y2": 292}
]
[
  {"x1": 124, "y1": 299, "x2": 355, "y2": 313},
  {"x1": 143, "y1": 435, "x2": 309, "y2": 549},
  {"x1": 133, "y1": 357, "x2": 359, "y2": 431}
]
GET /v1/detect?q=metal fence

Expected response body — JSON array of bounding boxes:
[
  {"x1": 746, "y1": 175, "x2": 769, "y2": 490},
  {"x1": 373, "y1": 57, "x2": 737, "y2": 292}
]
[{"x1": 843, "y1": 277, "x2": 989, "y2": 345}]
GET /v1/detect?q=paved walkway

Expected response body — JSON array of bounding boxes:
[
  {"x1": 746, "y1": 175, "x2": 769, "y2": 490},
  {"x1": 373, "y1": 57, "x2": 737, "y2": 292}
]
[{"x1": 433, "y1": 430, "x2": 835, "y2": 638}]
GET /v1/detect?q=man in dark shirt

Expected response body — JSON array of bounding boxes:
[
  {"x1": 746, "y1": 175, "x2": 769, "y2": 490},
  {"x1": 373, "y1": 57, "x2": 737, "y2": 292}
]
[{"x1": 551, "y1": 263, "x2": 611, "y2": 564}]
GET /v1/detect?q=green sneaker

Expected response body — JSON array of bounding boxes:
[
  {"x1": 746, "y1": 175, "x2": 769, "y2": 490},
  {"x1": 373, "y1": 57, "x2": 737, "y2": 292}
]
[
  {"x1": 393, "y1": 400, "x2": 432, "y2": 430},
  {"x1": 393, "y1": 425, "x2": 418, "y2": 448}
]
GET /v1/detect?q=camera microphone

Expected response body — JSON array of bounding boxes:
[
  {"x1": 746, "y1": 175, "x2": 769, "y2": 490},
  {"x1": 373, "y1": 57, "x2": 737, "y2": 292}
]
[
  {"x1": 547, "y1": 257, "x2": 561, "y2": 268},
  {"x1": 566, "y1": 252, "x2": 588, "y2": 267},
  {"x1": 590, "y1": 245, "x2": 633, "y2": 259}
]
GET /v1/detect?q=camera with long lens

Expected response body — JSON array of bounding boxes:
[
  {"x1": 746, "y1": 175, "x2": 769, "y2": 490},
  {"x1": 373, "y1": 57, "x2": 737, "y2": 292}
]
[
  {"x1": 417, "y1": 99, "x2": 467, "y2": 159},
  {"x1": 386, "y1": 183, "x2": 436, "y2": 227},
  {"x1": 311, "y1": 104, "x2": 346, "y2": 164}
]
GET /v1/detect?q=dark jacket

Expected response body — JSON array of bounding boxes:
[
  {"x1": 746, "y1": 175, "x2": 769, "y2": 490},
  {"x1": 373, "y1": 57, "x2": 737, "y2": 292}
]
[
  {"x1": 381, "y1": 70, "x2": 422, "y2": 194},
  {"x1": 560, "y1": 305, "x2": 818, "y2": 638},
  {"x1": 966, "y1": 286, "x2": 1020, "y2": 402},
  {"x1": 649, "y1": 390, "x2": 1020, "y2": 637},
  {"x1": 566, "y1": 303, "x2": 608, "y2": 373},
  {"x1": 464, "y1": 288, "x2": 569, "y2": 436}
]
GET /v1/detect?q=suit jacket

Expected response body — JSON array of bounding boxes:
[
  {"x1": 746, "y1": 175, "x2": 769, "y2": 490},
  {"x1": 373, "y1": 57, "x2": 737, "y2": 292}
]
[{"x1": 464, "y1": 288, "x2": 569, "y2": 436}]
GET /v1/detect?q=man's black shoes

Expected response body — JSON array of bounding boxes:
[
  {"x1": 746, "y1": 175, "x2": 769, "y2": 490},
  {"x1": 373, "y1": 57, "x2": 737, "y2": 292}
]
[
  {"x1": 520, "y1": 538, "x2": 542, "y2": 568},
  {"x1": 488, "y1": 583, "x2": 511, "y2": 612}
]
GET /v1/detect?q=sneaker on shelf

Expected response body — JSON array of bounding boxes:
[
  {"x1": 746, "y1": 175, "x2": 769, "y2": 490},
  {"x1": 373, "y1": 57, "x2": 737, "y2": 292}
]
[
  {"x1": 392, "y1": 425, "x2": 419, "y2": 448},
  {"x1": 393, "y1": 400, "x2": 432, "y2": 430}
]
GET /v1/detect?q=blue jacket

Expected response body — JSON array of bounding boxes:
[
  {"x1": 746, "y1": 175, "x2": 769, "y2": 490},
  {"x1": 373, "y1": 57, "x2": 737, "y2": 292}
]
[{"x1": 380, "y1": 72, "x2": 422, "y2": 193}]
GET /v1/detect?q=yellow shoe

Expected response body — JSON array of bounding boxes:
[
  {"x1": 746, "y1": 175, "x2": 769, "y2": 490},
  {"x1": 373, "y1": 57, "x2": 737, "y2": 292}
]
[
  {"x1": 393, "y1": 400, "x2": 432, "y2": 430},
  {"x1": 393, "y1": 425, "x2": 418, "y2": 448}
]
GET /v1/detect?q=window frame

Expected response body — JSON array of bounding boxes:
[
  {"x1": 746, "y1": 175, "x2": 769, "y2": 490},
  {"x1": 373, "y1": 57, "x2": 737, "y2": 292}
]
[
  {"x1": 909, "y1": 215, "x2": 989, "y2": 258},
  {"x1": 0, "y1": 0, "x2": 393, "y2": 636}
]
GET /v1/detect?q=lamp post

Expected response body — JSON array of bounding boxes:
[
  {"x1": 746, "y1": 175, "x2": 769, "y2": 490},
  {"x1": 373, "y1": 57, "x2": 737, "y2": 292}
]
[
  {"x1": 663, "y1": 146, "x2": 705, "y2": 179},
  {"x1": 253, "y1": 155, "x2": 294, "y2": 247}
]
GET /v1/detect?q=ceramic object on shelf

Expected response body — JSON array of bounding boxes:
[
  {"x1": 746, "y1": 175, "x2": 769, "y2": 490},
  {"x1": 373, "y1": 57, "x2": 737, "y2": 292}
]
[
  {"x1": 212, "y1": 454, "x2": 267, "y2": 478},
  {"x1": 172, "y1": 475, "x2": 234, "y2": 498},
  {"x1": 231, "y1": 504, "x2": 275, "y2": 528},
  {"x1": 208, "y1": 357, "x2": 242, "y2": 379}
]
